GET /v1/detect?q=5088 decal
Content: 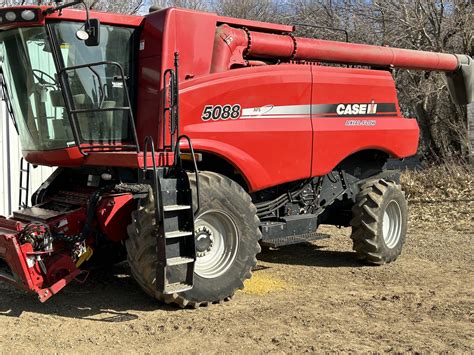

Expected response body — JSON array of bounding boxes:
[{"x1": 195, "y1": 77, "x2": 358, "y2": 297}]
[{"x1": 201, "y1": 104, "x2": 241, "y2": 121}]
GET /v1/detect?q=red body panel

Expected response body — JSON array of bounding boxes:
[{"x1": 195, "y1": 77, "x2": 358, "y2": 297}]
[
  {"x1": 0, "y1": 6, "x2": 143, "y2": 29},
  {"x1": 179, "y1": 65, "x2": 313, "y2": 191},
  {"x1": 97, "y1": 194, "x2": 136, "y2": 242},
  {"x1": 173, "y1": 64, "x2": 420, "y2": 191},
  {"x1": 44, "y1": 8, "x2": 143, "y2": 27},
  {"x1": 137, "y1": 8, "x2": 218, "y2": 151},
  {"x1": 23, "y1": 147, "x2": 174, "y2": 168},
  {"x1": 310, "y1": 66, "x2": 419, "y2": 176},
  {"x1": 133, "y1": 8, "x2": 423, "y2": 191},
  {"x1": 3, "y1": 6, "x2": 442, "y2": 191},
  {"x1": 24, "y1": 147, "x2": 85, "y2": 167}
]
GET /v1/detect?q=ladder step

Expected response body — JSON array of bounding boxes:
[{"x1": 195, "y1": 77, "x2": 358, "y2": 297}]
[
  {"x1": 160, "y1": 178, "x2": 178, "y2": 190},
  {"x1": 152, "y1": 168, "x2": 196, "y2": 294},
  {"x1": 161, "y1": 188, "x2": 191, "y2": 193},
  {"x1": 167, "y1": 256, "x2": 194, "y2": 266},
  {"x1": 165, "y1": 230, "x2": 193, "y2": 239},
  {"x1": 163, "y1": 205, "x2": 191, "y2": 212},
  {"x1": 19, "y1": 187, "x2": 28, "y2": 191},
  {"x1": 164, "y1": 282, "x2": 193, "y2": 294}
]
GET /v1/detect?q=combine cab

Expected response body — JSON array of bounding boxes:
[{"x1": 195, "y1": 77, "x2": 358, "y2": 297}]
[{"x1": 0, "y1": 3, "x2": 472, "y2": 307}]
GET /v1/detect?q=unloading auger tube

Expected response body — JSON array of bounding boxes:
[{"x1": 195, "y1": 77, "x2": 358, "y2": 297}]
[{"x1": 211, "y1": 24, "x2": 473, "y2": 105}]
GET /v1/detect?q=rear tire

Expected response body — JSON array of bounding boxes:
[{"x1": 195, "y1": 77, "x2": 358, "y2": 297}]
[
  {"x1": 350, "y1": 179, "x2": 408, "y2": 265},
  {"x1": 126, "y1": 171, "x2": 261, "y2": 308}
]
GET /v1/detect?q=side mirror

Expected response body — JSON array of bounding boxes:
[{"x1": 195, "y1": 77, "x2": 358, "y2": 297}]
[
  {"x1": 85, "y1": 19, "x2": 100, "y2": 46},
  {"x1": 76, "y1": 18, "x2": 100, "y2": 46}
]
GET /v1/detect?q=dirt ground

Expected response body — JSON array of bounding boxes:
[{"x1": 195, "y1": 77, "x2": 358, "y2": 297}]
[{"x1": 0, "y1": 201, "x2": 472, "y2": 353}]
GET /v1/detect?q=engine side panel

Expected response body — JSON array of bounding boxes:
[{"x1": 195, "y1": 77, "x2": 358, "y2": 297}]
[
  {"x1": 179, "y1": 65, "x2": 419, "y2": 192},
  {"x1": 180, "y1": 65, "x2": 313, "y2": 192},
  {"x1": 310, "y1": 66, "x2": 419, "y2": 176}
]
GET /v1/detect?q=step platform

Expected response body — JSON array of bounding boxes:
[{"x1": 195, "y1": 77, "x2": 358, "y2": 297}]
[{"x1": 260, "y1": 214, "x2": 330, "y2": 248}]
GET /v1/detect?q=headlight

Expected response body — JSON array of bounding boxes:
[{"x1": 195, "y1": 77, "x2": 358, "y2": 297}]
[
  {"x1": 5, "y1": 11, "x2": 17, "y2": 22},
  {"x1": 21, "y1": 10, "x2": 36, "y2": 21}
]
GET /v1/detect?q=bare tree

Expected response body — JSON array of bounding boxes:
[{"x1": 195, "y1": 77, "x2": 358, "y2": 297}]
[
  {"x1": 211, "y1": 0, "x2": 284, "y2": 22},
  {"x1": 87, "y1": 0, "x2": 145, "y2": 14},
  {"x1": 0, "y1": 0, "x2": 36, "y2": 5},
  {"x1": 149, "y1": 0, "x2": 209, "y2": 11},
  {"x1": 366, "y1": 0, "x2": 472, "y2": 160}
]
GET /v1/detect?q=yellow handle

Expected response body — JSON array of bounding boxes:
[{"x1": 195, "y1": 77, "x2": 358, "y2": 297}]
[{"x1": 76, "y1": 247, "x2": 94, "y2": 268}]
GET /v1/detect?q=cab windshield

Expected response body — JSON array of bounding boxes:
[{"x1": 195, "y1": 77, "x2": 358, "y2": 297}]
[{"x1": 0, "y1": 22, "x2": 136, "y2": 151}]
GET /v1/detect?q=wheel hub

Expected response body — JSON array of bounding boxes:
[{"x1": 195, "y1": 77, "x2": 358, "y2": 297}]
[
  {"x1": 382, "y1": 200, "x2": 402, "y2": 249},
  {"x1": 195, "y1": 226, "x2": 214, "y2": 257},
  {"x1": 193, "y1": 210, "x2": 240, "y2": 279}
]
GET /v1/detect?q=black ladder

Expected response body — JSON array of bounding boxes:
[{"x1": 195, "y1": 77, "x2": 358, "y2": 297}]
[
  {"x1": 157, "y1": 170, "x2": 196, "y2": 294},
  {"x1": 143, "y1": 52, "x2": 200, "y2": 294},
  {"x1": 143, "y1": 137, "x2": 196, "y2": 294},
  {"x1": 18, "y1": 158, "x2": 30, "y2": 209}
]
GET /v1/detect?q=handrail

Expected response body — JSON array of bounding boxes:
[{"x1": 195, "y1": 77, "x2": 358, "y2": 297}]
[
  {"x1": 175, "y1": 135, "x2": 201, "y2": 217},
  {"x1": 162, "y1": 68, "x2": 176, "y2": 150},
  {"x1": 162, "y1": 53, "x2": 181, "y2": 151},
  {"x1": 59, "y1": 60, "x2": 140, "y2": 154},
  {"x1": 143, "y1": 136, "x2": 163, "y2": 220}
]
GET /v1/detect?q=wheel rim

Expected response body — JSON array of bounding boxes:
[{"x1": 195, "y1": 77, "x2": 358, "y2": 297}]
[
  {"x1": 194, "y1": 209, "x2": 239, "y2": 279},
  {"x1": 382, "y1": 200, "x2": 402, "y2": 249}
]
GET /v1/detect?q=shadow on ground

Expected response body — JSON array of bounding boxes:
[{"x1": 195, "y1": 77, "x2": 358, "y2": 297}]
[
  {"x1": 0, "y1": 262, "x2": 178, "y2": 322},
  {"x1": 258, "y1": 243, "x2": 363, "y2": 268},
  {"x1": 0, "y1": 243, "x2": 363, "y2": 320}
]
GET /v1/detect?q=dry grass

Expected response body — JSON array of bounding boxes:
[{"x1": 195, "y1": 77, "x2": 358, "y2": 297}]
[
  {"x1": 401, "y1": 163, "x2": 473, "y2": 202},
  {"x1": 400, "y1": 163, "x2": 473, "y2": 232}
]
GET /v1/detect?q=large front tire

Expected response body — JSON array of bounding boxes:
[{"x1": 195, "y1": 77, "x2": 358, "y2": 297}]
[
  {"x1": 350, "y1": 179, "x2": 408, "y2": 265},
  {"x1": 126, "y1": 172, "x2": 261, "y2": 308}
]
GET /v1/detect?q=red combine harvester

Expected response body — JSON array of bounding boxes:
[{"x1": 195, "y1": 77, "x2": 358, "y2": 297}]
[{"x1": 0, "y1": 2, "x2": 472, "y2": 307}]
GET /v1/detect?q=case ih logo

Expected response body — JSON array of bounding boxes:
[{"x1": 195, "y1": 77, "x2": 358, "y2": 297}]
[
  {"x1": 336, "y1": 101, "x2": 378, "y2": 116},
  {"x1": 202, "y1": 102, "x2": 397, "y2": 121}
]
